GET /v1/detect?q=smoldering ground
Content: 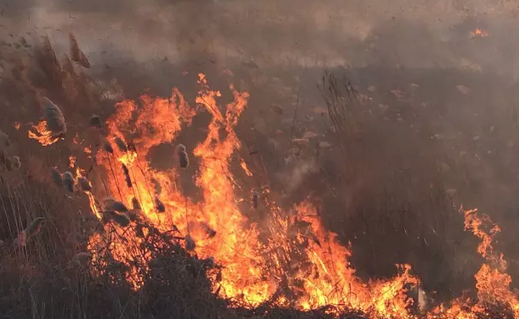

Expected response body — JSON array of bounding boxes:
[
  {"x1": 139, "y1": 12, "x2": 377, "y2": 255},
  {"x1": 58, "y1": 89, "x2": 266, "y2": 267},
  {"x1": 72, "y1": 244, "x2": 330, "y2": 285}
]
[{"x1": 2, "y1": 0, "x2": 519, "y2": 308}]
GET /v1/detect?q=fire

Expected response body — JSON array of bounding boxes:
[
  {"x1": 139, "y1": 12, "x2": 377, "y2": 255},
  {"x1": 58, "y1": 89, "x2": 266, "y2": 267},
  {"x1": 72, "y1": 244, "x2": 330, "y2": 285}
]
[
  {"x1": 28, "y1": 121, "x2": 62, "y2": 146},
  {"x1": 470, "y1": 28, "x2": 489, "y2": 38},
  {"x1": 69, "y1": 155, "x2": 76, "y2": 168},
  {"x1": 427, "y1": 208, "x2": 519, "y2": 318},
  {"x1": 83, "y1": 73, "x2": 419, "y2": 315},
  {"x1": 240, "y1": 158, "x2": 253, "y2": 177},
  {"x1": 78, "y1": 74, "x2": 519, "y2": 318}
]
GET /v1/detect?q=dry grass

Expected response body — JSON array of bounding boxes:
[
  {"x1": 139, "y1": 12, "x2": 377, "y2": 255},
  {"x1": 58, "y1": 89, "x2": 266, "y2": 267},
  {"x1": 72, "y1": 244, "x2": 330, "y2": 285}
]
[{"x1": 0, "y1": 31, "x2": 517, "y2": 319}]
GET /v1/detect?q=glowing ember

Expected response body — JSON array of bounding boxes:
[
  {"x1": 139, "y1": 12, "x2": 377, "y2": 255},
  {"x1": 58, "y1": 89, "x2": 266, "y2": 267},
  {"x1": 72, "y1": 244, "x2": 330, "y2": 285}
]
[{"x1": 470, "y1": 28, "x2": 489, "y2": 38}]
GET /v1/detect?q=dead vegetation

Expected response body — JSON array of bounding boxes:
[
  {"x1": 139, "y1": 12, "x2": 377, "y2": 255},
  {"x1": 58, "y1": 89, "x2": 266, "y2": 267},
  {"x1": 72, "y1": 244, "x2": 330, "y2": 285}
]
[{"x1": 0, "y1": 31, "x2": 517, "y2": 319}]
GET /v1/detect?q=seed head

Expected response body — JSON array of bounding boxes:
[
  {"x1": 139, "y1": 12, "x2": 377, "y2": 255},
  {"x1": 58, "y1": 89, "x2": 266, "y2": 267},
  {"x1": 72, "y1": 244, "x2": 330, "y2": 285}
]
[
  {"x1": 155, "y1": 196, "x2": 165, "y2": 213},
  {"x1": 103, "y1": 210, "x2": 130, "y2": 227},
  {"x1": 114, "y1": 137, "x2": 128, "y2": 153},
  {"x1": 89, "y1": 115, "x2": 102, "y2": 128},
  {"x1": 252, "y1": 191, "x2": 259, "y2": 209},
  {"x1": 51, "y1": 167, "x2": 63, "y2": 187},
  {"x1": 77, "y1": 176, "x2": 92, "y2": 192},
  {"x1": 131, "y1": 197, "x2": 141, "y2": 211},
  {"x1": 103, "y1": 142, "x2": 114, "y2": 154},
  {"x1": 176, "y1": 144, "x2": 189, "y2": 169},
  {"x1": 104, "y1": 198, "x2": 129, "y2": 213},
  {"x1": 62, "y1": 171, "x2": 75, "y2": 193},
  {"x1": 42, "y1": 97, "x2": 66, "y2": 137},
  {"x1": 121, "y1": 163, "x2": 132, "y2": 188}
]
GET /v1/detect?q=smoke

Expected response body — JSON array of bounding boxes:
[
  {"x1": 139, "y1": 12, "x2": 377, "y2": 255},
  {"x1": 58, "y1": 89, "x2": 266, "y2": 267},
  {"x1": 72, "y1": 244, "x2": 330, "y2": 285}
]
[
  {"x1": 3, "y1": 0, "x2": 519, "y2": 305},
  {"x1": 1, "y1": 0, "x2": 519, "y2": 75},
  {"x1": 279, "y1": 156, "x2": 318, "y2": 194}
]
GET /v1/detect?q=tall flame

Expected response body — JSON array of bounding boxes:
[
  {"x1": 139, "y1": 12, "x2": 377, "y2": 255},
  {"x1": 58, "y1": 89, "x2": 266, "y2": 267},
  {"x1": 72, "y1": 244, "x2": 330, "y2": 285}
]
[
  {"x1": 427, "y1": 208, "x2": 519, "y2": 318},
  {"x1": 80, "y1": 74, "x2": 519, "y2": 318}
]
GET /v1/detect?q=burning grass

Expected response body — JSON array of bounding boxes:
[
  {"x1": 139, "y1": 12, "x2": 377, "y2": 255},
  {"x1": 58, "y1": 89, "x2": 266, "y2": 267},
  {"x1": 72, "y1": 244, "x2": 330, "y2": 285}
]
[{"x1": 0, "y1": 35, "x2": 518, "y2": 319}]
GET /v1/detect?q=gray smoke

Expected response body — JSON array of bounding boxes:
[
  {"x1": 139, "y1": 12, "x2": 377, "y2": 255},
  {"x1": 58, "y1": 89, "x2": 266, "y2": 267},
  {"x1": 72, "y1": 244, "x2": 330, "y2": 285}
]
[{"x1": 1, "y1": 0, "x2": 518, "y2": 76}]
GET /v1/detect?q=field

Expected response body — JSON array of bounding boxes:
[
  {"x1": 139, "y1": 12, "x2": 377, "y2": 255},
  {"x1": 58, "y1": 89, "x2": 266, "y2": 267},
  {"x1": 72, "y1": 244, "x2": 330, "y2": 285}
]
[{"x1": 2, "y1": 2, "x2": 519, "y2": 318}]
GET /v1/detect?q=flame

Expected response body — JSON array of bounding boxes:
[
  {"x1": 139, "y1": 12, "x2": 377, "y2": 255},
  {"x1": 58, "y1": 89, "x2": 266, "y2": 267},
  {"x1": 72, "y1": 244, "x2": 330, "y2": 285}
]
[
  {"x1": 28, "y1": 121, "x2": 61, "y2": 146},
  {"x1": 69, "y1": 155, "x2": 76, "y2": 168},
  {"x1": 427, "y1": 208, "x2": 519, "y2": 318},
  {"x1": 240, "y1": 158, "x2": 253, "y2": 177},
  {"x1": 470, "y1": 28, "x2": 489, "y2": 38},
  {"x1": 79, "y1": 74, "x2": 519, "y2": 318}
]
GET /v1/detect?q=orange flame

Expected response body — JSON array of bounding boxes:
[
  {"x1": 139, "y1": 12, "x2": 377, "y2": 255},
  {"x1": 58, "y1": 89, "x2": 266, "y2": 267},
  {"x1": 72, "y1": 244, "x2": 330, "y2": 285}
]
[
  {"x1": 84, "y1": 74, "x2": 419, "y2": 315},
  {"x1": 428, "y1": 208, "x2": 519, "y2": 318},
  {"x1": 240, "y1": 158, "x2": 253, "y2": 177},
  {"x1": 81, "y1": 75, "x2": 519, "y2": 318},
  {"x1": 470, "y1": 28, "x2": 489, "y2": 38},
  {"x1": 28, "y1": 121, "x2": 61, "y2": 146}
]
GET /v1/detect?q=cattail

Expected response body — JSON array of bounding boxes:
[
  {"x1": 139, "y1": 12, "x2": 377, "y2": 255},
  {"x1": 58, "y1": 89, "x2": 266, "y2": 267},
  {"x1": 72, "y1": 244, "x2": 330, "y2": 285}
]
[
  {"x1": 121, "y1": 163, "x2": 132, "y2": 188},
  {"x1": 176, "y1": 144, "x2": 189, "y2": 169},
  {"x1": 178, "y1": 151, "x2": 189, "y2": 169},
  {"x1": 155, "y1": 196, "x2": 165, "y2": 213},
  {"x1": 103, "y1": 210, "x2": 130, "y2": 227},
  {"x1": 101, "y1": 212, "x2": 111, "y2": 225},
  {"x1": 69, "y1": 33, "x2": 90, "y2": 68},
  {"x1": 51, "y1": 167, "x2": 63, "y2": 187},
  {"x1": 112, "y1": 212, "x2": 130, "y2": 227},
  {"x1": 126, "y1": 209, "x2": 139, "y2": 222},
  {"x1": 185, "y1": 234, "x2": 196, "y2": 251},
  {"x1": 42, "y1": 97, "x2": 66, "y2": 137},
  {"x1": 89, "y1": 114, "x2": 102, "y2": 128},
  {"x1": 62, "y1": 171, "x2": 75, "y2": 193},
  {"x1": 252, "y1": 191, "x2": 259, "y2": 209},
  {"x1": 77, "y1": 176, "x2": 92, "y2": 192},
  {"x1": 196, "y1": 221, "x2": 217, "y2": 238},
  {"x1": 131, "y1": 197, "x2": 141, "y2": 211},
  {"x1": 104, "y1": 198, "x2": 129, "y2": 213},
  {"x1": 103, "y1": 141, "x2": 114, "y2": 154},
  {"x1": 204, "y1": 224, "x2": 217, "y2": 238},
  {"x1": 0, "y1": 130, "x2": 10, "y2": 148},
  {"x1": 9, "y1": 156, "x2": 21, "y2": 169},
  {"x1": 135, "y1": 224, "x2": 145, "y2": 238},
  {"x1": 114, "y1": 137, "x2": 128, "y2": 153}
]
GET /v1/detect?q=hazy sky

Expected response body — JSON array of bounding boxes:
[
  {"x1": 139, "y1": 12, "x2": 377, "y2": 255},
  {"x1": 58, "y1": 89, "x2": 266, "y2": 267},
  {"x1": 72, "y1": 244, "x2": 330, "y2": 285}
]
[{"x1": 1, "y1": 0, "x2": 519, "y2": 75}]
